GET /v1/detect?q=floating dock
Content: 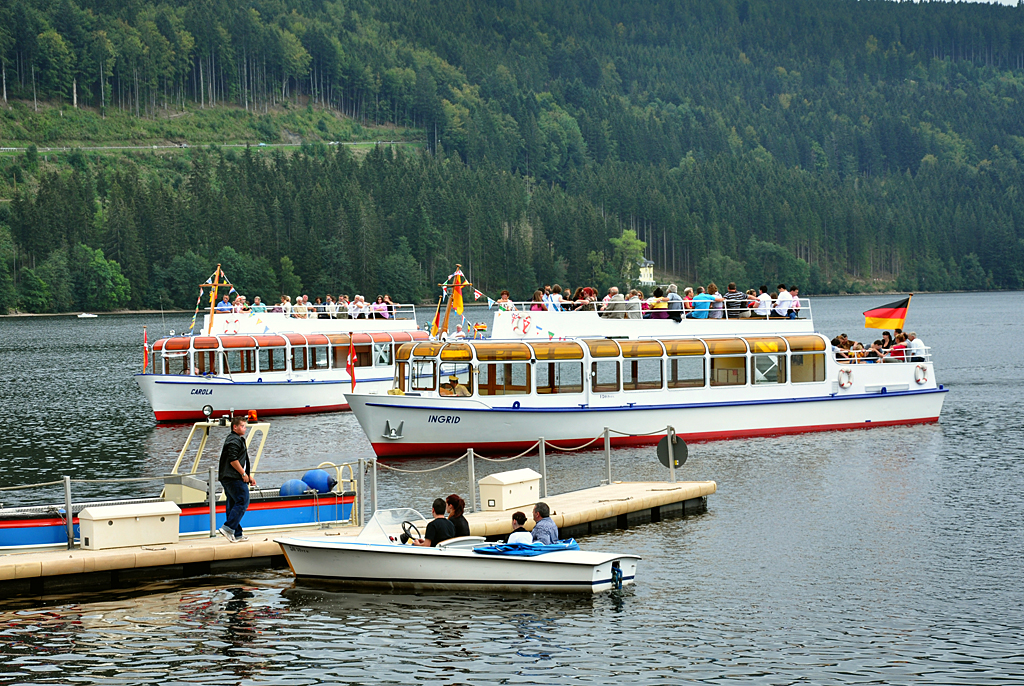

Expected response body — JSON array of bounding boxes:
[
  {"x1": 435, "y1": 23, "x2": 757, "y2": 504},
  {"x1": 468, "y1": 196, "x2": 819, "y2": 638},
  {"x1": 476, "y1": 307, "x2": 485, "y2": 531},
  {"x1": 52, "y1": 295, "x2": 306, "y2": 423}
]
[{"x1": 0, "y1": 480, "x2": 715, "y2": 598}]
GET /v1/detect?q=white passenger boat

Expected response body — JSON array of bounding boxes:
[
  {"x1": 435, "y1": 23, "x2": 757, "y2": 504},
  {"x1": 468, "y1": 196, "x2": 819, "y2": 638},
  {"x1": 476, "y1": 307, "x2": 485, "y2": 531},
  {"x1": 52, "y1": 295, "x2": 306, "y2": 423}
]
[
  {"x1": 345, "y1": 299, "x2": 947, "y2": 457},
  {"x1": 276, "y1": 508, "x2": 640, "y2": 593},
  {"x1": 137, "y1": 311, "x2": 427, "y2": 421}
]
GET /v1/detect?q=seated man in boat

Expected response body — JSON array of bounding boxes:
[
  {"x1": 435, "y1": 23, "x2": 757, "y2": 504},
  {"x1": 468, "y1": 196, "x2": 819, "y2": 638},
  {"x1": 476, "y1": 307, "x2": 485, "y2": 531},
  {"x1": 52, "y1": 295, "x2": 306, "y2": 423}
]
[
  {"x1": 215, "y1": 295, "x2": 232, "y2": 313},
  {"x1": 412, "y1": 498, "x2": 456, "y2": 547},
  {"x1": 439, "y1": 375, "x2": 471, "y2": 397},
  {"x1": 508, "y1": 511, "x2": 533, "y2": 544},
  {"x1": 532, "y1": 502, "x2": 559, "y2": 545}
]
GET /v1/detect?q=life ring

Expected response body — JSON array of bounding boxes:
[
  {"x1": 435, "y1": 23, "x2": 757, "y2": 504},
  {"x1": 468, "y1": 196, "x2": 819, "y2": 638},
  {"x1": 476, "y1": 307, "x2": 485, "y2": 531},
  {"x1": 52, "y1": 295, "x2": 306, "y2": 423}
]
[
  {"x1": 838, "y1": 368, "x2": 853, "y2": 389},
  {"x1": 914, "y1": 364, "x2": 928, "y2": 385}
]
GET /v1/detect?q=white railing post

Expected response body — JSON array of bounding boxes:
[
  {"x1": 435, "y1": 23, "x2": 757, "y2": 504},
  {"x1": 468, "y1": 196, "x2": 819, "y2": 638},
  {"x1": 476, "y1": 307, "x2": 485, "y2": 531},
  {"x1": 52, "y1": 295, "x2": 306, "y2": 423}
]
[
  {"x1": 370, "y1": 457, "x2": 378, "y2": 515},
  {"x1": 539, "y1": 438, "x2": 547, "y2": 498},
  {"x1": 667, "y1": 426, "x2": 677, "y2": 484},
  {"x1": 357, "y1": 457, "x2": 365, "y2": 526},
  {"x1": 208, "y1": 466, "x2": 217, "y2": 536},
  {"x1": 603, "y1": 427, "x2": 612, "y2": 485},
  {"x1": 467, "y1": 449, "x2": 476, "y2": 513},
  {"x1": 63, "y1": 476, "x2": 74, "y2": 549}
]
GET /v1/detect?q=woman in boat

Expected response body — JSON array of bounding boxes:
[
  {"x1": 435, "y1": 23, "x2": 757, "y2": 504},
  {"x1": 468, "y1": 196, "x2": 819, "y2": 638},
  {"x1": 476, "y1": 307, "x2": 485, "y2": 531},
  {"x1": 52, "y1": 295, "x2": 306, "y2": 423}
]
[
  {"x1": 371, "y1": 296, "x2": 389, "y2": 319},
  {"x1": 384, "y1": 294, "x2": 397, "y2": 318},
  {"x1": 496, "y1": 290, "x2": 517, "y2": 311},
  {"x1": 446, "y1": 494, "x2": 470, "y2": 538},
  {"x1": 707, "y1": 283, "x2": 726, "y2": 319},
  {"x1": 881, "y1": 331, "x2": 893, "y2": 353},
  {"x1": 530, "y1": 290, "x2": 546, "y2": 311},
  {"x1": 646, "y1": 287, "x2": 668, "y2": 319},
  {"x1": 508, "y1": 511, "x2": 532, "y2": 544}
]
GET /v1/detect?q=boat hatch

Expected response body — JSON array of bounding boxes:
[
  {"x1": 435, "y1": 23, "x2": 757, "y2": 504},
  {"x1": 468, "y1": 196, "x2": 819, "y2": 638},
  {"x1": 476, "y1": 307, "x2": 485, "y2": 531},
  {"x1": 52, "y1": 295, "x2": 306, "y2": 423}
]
[
  {"x1": 440, "y1": 343, "x2": 473, "y2": 361},
  {"x1": 785, "y1": 335, "x2": 827, "y2": 352},
  {"x1": 745, "y1": 337, "x2": 788, "y2": 353},
  {"x1": 254, "y1": 335, "x2": 287, "y2": 347},
  {"x1": 584, "y1": 339, "x2": 621, "y2": 358},
  {"x1": 662, "y1": 339, "x2": 707, "y2": 356},
  {"x1": 413, "y1": 342, "x2": 444, "y2": 357},
  {"x1": 704, "y1": 338, "x2": 748, "y2": 355},
  {"x1": 619, "y1": 340, "x2": 665, "y2": 357},
  {"x1": 193, "y1": 336, "x2": 219, "y2": 349},
  {"x1": 220, "y1": 335, "x2": 257, "y2": 349},
  {"x1": 528, "y1": 342, "x2": 584, "y2": 360},
  {"x1": 473, "y1": 342, "x2": 532, "y2": 361}
]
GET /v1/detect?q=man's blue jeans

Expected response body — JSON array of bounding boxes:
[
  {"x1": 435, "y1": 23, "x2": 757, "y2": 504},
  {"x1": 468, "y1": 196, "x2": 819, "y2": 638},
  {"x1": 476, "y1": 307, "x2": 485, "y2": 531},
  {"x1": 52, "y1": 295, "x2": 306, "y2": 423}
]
[{"x1": 221, "y1": 478, "x2": 250, "y2": 537}]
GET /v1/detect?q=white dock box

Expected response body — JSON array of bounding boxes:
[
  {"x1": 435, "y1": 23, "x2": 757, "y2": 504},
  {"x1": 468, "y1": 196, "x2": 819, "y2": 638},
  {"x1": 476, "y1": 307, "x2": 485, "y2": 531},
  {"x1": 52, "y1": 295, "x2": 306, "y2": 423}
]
[
  {"x1": 478, "y1": 468, "x2": 542, "y2": 511},
  {"x1": 79, "y1": 502, "x2": 181, "y2": 550}
]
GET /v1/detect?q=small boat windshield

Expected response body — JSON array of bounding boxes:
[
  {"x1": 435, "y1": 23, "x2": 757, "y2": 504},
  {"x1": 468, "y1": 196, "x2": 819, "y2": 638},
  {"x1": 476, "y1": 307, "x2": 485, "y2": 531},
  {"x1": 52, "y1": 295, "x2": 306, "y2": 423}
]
[{"x1": 357, "y1": 508, "x2": 428, "y2": 543}]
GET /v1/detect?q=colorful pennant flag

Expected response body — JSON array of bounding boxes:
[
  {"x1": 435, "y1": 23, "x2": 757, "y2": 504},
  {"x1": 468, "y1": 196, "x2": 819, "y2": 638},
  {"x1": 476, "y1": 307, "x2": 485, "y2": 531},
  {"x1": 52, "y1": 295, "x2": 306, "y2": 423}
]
[
  {"x1": 863, "y1": 296, "x2": 911, "y2": 330},
  {"x1": 142, "y1": 327, "x2": 149, "y2": 371},
  {"x1": 487, "y1": 297, "x2": 495, "y2": 309},
  {"x1": 473, "y1": 289, "x2": 484, "y2": 301},
  {"x1": 346, "y1": 338, "x2": 357, "y2": 392}
]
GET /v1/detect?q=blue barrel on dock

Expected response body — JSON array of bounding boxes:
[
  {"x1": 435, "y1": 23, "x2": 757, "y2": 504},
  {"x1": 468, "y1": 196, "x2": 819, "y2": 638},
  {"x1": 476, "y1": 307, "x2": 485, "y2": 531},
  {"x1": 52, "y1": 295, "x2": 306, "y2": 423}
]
[
  {"x1": 279, "y1": 479, "x2": 309, "y2": 497},
  {"x1": 301, "y1": 469, "x2": 337, "y2": 494}
]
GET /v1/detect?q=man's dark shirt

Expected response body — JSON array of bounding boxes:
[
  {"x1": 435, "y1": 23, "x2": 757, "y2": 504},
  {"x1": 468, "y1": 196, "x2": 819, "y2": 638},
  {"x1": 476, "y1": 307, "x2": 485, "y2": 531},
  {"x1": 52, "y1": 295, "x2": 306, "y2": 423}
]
[
  {"x1": 424, "y1": 518, "x2": 456, "y2": 547},
  {"x1": 218, "y1": 432, "x2": 250, "y2": 481}
]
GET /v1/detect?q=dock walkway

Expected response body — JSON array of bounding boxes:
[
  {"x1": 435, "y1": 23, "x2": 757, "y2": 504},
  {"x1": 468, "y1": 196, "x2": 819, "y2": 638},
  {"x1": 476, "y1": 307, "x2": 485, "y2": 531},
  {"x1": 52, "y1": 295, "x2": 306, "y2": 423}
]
[{"x1": 0, "y1": 480, "x2": 715, "y2": 598}]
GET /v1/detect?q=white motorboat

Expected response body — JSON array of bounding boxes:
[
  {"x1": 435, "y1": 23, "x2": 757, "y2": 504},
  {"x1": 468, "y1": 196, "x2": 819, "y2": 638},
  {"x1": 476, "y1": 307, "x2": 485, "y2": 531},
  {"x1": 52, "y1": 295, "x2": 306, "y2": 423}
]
[
  {"x1": 276, "y1": 508, "x2": 640, "y2": 593},
  {"x1": 77, "y1": 312, "x2": 97, "y2": 318}
]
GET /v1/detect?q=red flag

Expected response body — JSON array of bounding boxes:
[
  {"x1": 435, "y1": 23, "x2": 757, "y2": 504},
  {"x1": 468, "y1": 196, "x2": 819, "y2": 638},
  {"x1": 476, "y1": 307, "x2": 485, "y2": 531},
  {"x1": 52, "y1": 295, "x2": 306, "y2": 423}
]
[
  {"x1": 142, "y1": 327, "x2": 149, "y2": 371},
  {"x1": 346, "y1": 338, "x2": 357, "y2": 392}
]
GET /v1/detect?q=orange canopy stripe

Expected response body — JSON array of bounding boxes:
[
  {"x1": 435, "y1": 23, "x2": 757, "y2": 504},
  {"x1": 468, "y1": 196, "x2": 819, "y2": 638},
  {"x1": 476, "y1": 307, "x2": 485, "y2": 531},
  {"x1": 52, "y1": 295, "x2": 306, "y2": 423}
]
[{"x1": 863, "y1": 297, "x2": 910, "y2": 330}]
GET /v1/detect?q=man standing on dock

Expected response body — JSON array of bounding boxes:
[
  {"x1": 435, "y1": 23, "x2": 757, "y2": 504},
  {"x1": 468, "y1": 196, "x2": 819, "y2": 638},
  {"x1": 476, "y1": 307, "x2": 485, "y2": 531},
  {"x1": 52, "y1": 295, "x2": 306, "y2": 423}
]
[
  {"x1": 218, "y1": 416, "x2": 256, "y2": 542},
  {"x1": 532, "y1": 502, "x2": 559, "y2": 545}
]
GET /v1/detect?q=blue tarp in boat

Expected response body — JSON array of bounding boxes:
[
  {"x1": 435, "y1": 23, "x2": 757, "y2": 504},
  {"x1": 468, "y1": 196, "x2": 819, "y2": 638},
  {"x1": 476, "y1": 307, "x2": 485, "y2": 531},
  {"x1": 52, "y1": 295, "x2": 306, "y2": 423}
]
[{"x1": 472, "y1": 539, "x2": 580, "y2": 557}]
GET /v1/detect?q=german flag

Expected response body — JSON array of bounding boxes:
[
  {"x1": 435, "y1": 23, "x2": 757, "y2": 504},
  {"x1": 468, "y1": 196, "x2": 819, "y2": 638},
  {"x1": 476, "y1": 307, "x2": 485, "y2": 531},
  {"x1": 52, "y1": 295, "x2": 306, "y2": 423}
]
[{"x1": 864, "y1": 296, "x2": 911, "y2": 330}]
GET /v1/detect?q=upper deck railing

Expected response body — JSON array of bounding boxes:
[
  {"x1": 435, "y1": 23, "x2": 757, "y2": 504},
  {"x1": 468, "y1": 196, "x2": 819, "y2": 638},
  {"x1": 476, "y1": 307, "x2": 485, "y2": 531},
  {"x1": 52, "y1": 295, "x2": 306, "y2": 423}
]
[{"x1": 491, "y1": 296, "x2": 812, "y2": 321}]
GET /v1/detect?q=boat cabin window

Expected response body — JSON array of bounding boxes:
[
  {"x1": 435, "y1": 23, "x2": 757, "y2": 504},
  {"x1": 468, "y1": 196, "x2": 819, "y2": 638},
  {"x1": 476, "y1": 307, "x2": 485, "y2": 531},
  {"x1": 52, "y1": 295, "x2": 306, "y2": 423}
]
[
  {"x1": 158, "y1": 352, "x2": 189, "y2": 375},
  {"x1": 292, "y1": 347, "x2": 307, "y2": 371},
  {"x1": 624, "y1": 359, "x2": 663, "y2": 391},
  {"x1": 668, "y1": 358, "x2": 704, "y2": 388},
  {"x1": 438, "y1": 362, "x2": 473, "y2": 396},
  {"x1": 373, "y1": 343, "x2": 393, "y2": 367},
  {"x1": 474, "y1": 343, "x2": 531, "y2": 361},
  {"x1": 195, "y1": 351, "x2": 217, "y2": 375},
  {"x1": 411, "y1": 360, "x2": 436, "y2": 392},
  {"x1": 259, "y1": 348, "x2": 287, "y2": 373},
  {"x1": 309, "y1": 345, "x2": 330, "y2": 370},
  {"x1": 478, "y1": 363, "x2": 531, "y2": 395},
  {"x1": 748, "y1": 337, "x2": 787, "y2": 385},
  {"x1": 707, "y1": 338, "x2": 747, "y2": 387},
  {"x1": 222, "y1": 349, "x2": 256, "y2": 374},
  {"x1": 591, "y1": 361, "x2": 620, "y2": 392},
  {"x1": 536, "y1": 361, "x2": 583, "y2": 394},
  {"x1": 785, "y1": 335, "x2": 826, "y2": 383},
  {"x1": 584, "y1": 339, "x2": 621, "y2": 358}
]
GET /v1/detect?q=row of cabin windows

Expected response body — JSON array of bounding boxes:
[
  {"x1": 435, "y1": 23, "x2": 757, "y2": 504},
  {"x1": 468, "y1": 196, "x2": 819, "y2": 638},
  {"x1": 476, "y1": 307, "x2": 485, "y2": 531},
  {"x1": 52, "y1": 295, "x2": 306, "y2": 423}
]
[
  {"x1": 403, "y1": 353, "x2": 826, "y2": 394},
  {"x1": 154, "y1": 343, "x2": 395, "y2": 375}
]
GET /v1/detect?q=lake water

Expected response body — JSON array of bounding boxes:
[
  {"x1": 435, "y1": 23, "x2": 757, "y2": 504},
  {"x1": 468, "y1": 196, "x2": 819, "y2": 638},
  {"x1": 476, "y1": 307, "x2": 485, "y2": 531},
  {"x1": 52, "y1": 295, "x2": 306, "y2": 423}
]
[{"x1": 1, "y1": 292, "x2": 1022, "y2": 684}]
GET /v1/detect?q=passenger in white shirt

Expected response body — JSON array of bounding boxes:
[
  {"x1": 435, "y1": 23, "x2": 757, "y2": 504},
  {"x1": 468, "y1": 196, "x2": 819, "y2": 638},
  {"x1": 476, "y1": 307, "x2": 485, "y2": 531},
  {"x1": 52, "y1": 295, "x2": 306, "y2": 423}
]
[
  {"x1": 452, "y1": 324, "x2": 466, "y2": 339},
  {"x1": 755, "y1": 286, "x2": 772, "y2": 317},
  {"x1": 907, "y1": 332, "x2": 926, "y2": 362},
  {"x1": 507, "y1": 511, "x2": 533, "y2": 545},
  {"x1": 349, "y1": 295, "x2": 367, "y2": 319},
  {"x1": 774, "y1": 284, "x2": 792, "y2": 317}
]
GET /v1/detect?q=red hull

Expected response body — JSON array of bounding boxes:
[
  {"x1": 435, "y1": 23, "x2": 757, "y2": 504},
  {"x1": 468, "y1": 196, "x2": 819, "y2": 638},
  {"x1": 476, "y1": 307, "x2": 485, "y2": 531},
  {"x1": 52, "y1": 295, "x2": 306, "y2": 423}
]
[
  {"x1": 154, "y1": 403, "x2": 350, "y2": 423},
  {"x1": 370, "y1": 416, "x2": 940, "y2": 458}
]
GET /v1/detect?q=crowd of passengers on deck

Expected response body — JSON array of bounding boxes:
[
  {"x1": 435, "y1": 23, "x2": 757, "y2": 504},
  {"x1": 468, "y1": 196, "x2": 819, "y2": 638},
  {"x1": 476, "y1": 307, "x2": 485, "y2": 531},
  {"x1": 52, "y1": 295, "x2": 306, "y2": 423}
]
[
  {"x1": 831, "y1": 330, "x2": 927, "y2": 363},
  {"x1": 491, "y1": 282, "x2": 804, "y2": 321},
  {"x1": 214, "y1": 292, "x2": 402, "y2": 319}
]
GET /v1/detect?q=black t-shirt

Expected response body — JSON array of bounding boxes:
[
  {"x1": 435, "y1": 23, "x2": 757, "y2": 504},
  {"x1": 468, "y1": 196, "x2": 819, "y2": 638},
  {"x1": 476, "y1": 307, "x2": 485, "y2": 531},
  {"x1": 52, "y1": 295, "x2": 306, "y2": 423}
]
[
  {"x1": 218, "y1": 432, "x2": 249, "y2": 482},
  {"x1": 450, "y1": 515, "x2": 470, "y2": 538},
  {"x1": 424, "y1": 518, "x2": 456, "y2": 546}
]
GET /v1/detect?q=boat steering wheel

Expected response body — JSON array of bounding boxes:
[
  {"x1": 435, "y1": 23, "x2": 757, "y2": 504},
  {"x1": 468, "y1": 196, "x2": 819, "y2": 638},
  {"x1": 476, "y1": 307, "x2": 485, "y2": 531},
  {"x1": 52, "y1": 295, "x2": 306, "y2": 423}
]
[{"x1": 402, "y1": 521, "x2": 422, "y2": 543}]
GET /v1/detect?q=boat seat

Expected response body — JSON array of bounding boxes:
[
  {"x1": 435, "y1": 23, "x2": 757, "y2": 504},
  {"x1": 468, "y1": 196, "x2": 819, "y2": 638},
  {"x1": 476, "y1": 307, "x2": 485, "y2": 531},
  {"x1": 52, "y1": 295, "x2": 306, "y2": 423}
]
[{"x1": 437, "y1": 536, "x2": 487, "y2": 550}]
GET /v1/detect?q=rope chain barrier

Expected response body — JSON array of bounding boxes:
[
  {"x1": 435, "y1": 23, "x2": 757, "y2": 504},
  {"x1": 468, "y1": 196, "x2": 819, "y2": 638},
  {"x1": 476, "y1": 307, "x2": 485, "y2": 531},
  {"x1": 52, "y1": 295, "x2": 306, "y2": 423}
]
[
  {"x1": 376, "y1": 453, "x2": 469, "y2": 474},
  {"x1": 0, "y1": 480, "x2": 65, "y2": 492},
  {"x1": 544, "y1": 435, "x2": 604, "y2": 451},
  {"x1": 606, "y1": 427, "x2": 670, "y2": 437},
  {"x1": 477, "y1": 441, "x2": 541, "y2": 462}
]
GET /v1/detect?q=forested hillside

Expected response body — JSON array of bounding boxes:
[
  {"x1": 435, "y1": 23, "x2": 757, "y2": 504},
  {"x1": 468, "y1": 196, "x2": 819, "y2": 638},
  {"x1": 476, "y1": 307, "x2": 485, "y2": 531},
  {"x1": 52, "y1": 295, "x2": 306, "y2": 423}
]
[{"x1": 2, "y1": 0, "x2": 1024, "y2": 312}]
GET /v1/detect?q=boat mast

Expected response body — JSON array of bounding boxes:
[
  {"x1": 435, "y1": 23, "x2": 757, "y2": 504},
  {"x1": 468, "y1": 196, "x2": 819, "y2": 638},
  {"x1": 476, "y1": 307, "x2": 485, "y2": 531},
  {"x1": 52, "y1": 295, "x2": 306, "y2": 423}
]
[
  {"x1": 440, "y1": 264, "x2": 472, "y2": 335},
  {"x1": 203, "y1": 263, "x2": 233, "y2": 335}
]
